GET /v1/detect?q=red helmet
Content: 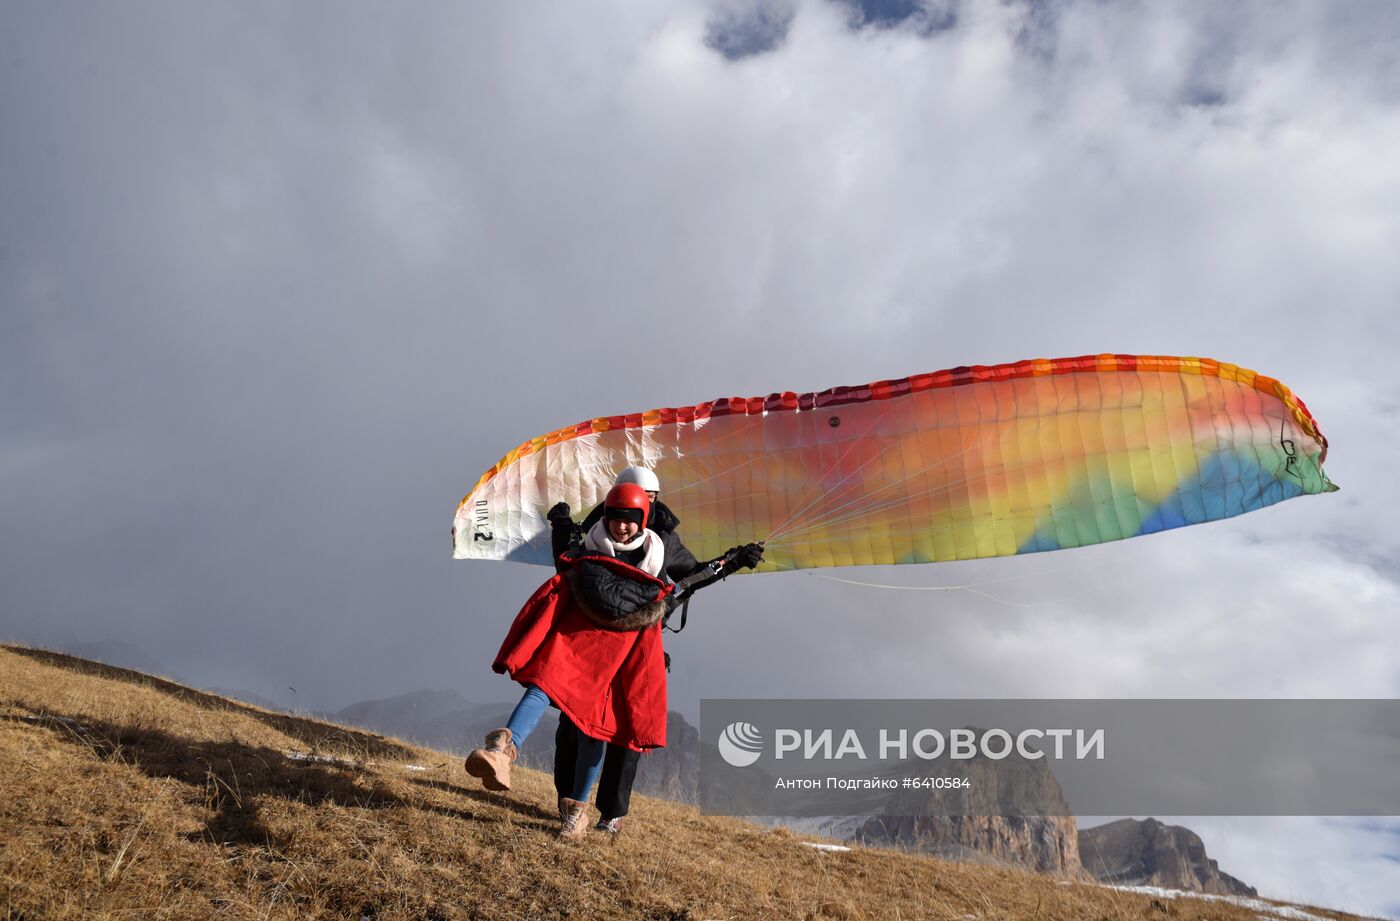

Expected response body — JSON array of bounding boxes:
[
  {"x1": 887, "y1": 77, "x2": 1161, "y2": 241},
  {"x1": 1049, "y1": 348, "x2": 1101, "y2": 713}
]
[{"x1": 603, "y1": 482, "x2": 651, "y2": 529}]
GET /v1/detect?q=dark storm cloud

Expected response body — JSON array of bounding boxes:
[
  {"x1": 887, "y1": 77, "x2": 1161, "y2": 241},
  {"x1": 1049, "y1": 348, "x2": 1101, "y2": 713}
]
[
  {"x1": 706, "y1": 0, "x2": 796, "y2": 60},
  {"x1": 838, "y1": 0, "x2": 957, "y2": 33}
]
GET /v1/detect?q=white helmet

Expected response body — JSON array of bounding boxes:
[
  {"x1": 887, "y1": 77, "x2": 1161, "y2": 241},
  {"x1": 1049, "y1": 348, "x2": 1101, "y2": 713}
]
[{"x1": 615, "y1": 465, "x2": 661, "y2": 494}]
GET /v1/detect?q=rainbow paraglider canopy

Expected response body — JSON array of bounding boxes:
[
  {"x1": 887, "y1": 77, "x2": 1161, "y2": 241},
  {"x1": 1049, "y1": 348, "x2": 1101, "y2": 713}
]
[{"x1": 453, "y1": 355, "x2": 1334, "y2": 571}]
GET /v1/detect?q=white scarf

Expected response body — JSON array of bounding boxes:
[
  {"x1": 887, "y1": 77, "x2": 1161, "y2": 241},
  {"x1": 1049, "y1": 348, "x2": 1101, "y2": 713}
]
[{"x1": 583, "y1": 519, "x2": 665, "y2": 578}]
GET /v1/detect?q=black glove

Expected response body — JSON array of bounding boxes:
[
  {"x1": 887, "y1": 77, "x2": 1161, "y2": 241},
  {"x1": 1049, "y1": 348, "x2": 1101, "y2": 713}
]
[
  {"x1": 547, "y1": 502, "x2": 572, "y2": 525},
  {"x1": 723, "y1": 542, "x2": 765, "y2": 571}
]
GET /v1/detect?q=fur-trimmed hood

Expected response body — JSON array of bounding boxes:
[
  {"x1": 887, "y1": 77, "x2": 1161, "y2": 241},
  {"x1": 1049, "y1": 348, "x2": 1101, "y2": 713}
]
[{"x1": 561, "y1": 552, "x2": 672, "y2": 631}]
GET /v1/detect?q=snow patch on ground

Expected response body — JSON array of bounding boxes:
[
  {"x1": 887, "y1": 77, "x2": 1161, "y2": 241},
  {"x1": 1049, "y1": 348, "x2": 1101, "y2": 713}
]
[
  {"x1": 1110, "y1": 884, "x2": 1336, "y2": 921},
  {"x1": 284, "y1": 751, "x2": 358, "y2": 766},
  {"x1": 282, "y1": 751, "x2": 430, "y2": 773}
]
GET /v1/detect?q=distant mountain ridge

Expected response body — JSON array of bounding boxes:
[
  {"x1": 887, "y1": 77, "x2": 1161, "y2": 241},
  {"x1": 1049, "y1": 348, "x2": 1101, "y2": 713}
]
[
  {"x1": 1079, "y1": 818, "x2": 1257, "y2": 896},
  {"x1": 334, "y1": 688, "x2": 503, "y2": 742}
]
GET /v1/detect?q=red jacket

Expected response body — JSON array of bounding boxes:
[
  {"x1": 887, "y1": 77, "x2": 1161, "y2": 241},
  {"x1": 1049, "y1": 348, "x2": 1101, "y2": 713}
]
[{"x1": 493, "y1": 554, "x2": 671, "y2": 752}]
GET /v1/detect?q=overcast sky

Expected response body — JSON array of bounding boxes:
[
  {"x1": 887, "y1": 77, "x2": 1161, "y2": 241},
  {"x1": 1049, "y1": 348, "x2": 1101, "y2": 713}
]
[{"x1": 3, "y1": 1, "x2": 1398, "y2": 914}]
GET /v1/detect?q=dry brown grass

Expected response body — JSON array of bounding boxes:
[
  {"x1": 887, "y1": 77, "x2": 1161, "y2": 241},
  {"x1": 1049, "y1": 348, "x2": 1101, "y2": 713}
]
[{"x1": 0, "y1": 644, "x2": 1371, "y2": 921}]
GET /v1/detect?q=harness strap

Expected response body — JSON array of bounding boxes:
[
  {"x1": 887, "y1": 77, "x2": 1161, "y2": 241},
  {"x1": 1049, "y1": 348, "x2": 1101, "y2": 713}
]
[{"x1": 664, "y1": 595, "x2": 690, "y2": 634}]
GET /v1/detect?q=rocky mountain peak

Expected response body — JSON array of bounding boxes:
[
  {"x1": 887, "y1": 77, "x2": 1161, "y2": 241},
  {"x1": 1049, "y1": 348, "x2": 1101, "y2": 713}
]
[{"x1": 1078, "y1": 817, "x2": 1256, "y2": 896}]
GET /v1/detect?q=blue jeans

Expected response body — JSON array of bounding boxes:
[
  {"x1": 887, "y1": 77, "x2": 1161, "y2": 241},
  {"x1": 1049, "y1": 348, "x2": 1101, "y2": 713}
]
[
  {"x1": 505, "y1": 685, "x2": 551, "y2": 746},
  {"x1": 568, "y1": 730, "x2": 607, "y2": 802},
  {"x1": 505, "y1": 685, "x2": 607, "y2": 802}
]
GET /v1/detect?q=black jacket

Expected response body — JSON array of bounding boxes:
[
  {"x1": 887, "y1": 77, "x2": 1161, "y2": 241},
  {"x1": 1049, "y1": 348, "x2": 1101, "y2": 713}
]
[{"x1": 560, "y1": 551, "x2": 670, "y2": 631}]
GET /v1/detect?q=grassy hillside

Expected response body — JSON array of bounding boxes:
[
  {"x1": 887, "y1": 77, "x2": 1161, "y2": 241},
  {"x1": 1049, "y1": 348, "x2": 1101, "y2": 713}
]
[{"x1": 0, "y1": 645, "x2": 1370, "y2": 920}]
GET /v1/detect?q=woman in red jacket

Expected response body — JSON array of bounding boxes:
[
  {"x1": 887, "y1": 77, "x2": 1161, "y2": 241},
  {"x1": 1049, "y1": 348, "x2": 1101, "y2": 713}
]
[
  {"x1": 465, "y1": 483, "x2": 672, "y2": 837},
  {"x1": 551, "y1": 466, "x2": 764, "y2": 834}
]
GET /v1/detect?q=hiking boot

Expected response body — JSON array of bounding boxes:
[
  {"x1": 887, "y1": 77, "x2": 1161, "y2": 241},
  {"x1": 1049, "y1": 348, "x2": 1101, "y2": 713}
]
[
  {"x1": 595, "y1": 816, "x2": 625, "y2": 835},
  {"x1": 558, "y1": 798, "x2": 590, "y2": 840},
  {"x1": 464, "y1": 728, "x2": 516, "y2": 792}
]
